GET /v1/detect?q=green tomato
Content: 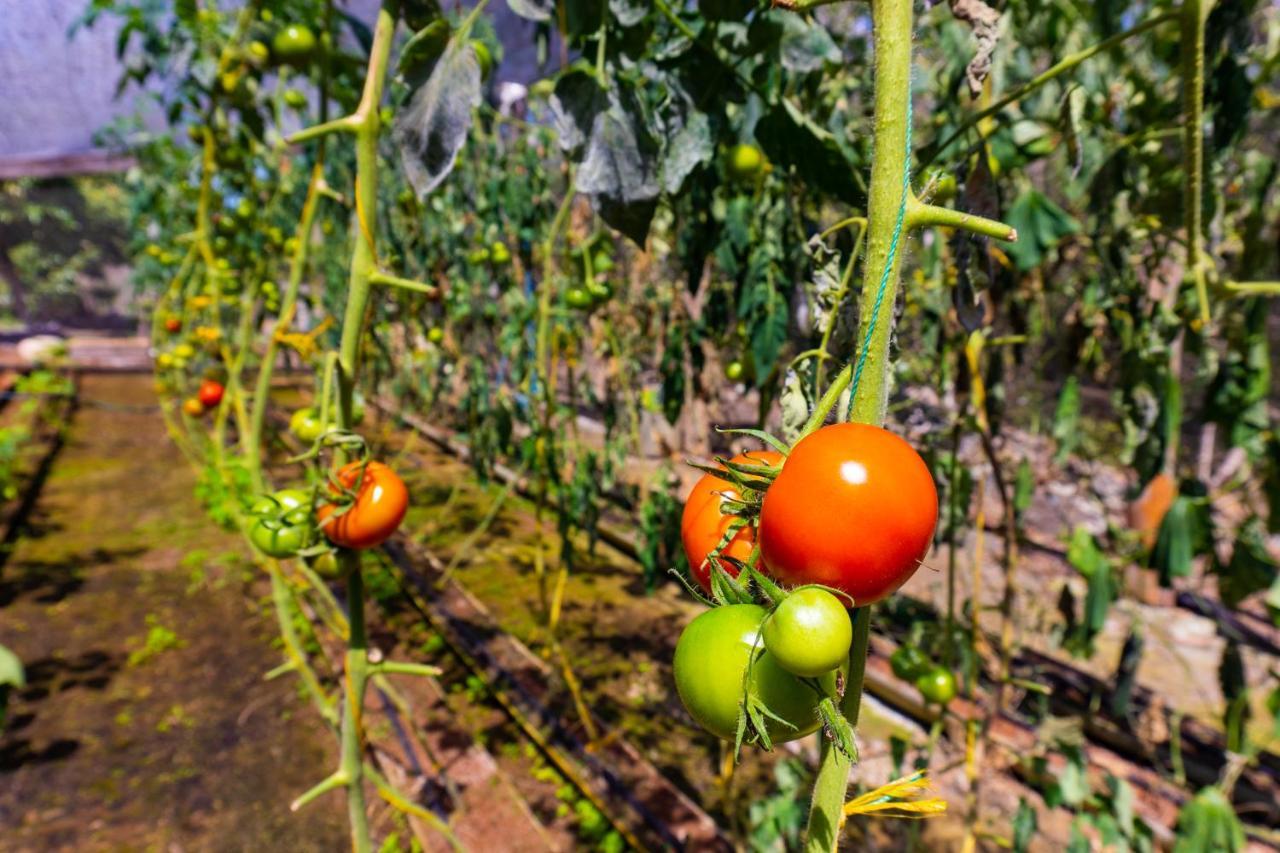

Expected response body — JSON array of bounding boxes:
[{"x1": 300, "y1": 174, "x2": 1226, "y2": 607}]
[
  {"x1": 565, "y1": 287, "x2": 594, "y2": 310},
  {"x1": 724, "y1": 361, "x2": 745, "y2": 382},
  {"x1": 272, "y1": 24, "x2": 317, "y2": 65},
  {"x1": 283, "y1": 88, "x2": 308, "y2": 109},
  {"x1": 761, "y1": 587, "x2": 852, "y2": 677},
  {"x1": 310, "y1": 551, "x2": 344, "y2": 579},
  {"x1": 173, "y1": 343, "x2": 196, "y2": 360},
  {"x1": 932, "y1": 171, "x2": 958, "y2": 202},
  {"x1": 248, "y1": 489, "x2": 312, "y2": 558},
  {"x1": 673, "y1": 604, "x2": 837, "y2": 743},
  {"x1": 246, "y1": 40, "x2": 270, "y2": 65},
  {"x1": 489, "y1": 241, "x2": 511, "y2": 265},
  {"x1": 427, "y1": 327, "x2": 445, "y2": 345},
  {"x1": 726, "y1": 143, "x2": 765, "y2": 181},
  {"x1": 586, "y1": 279, "x2": 612, "y2": 304},
  {"x1": 466, "y1": 247, "x2": 491, "y2": 265},
  {"x1": 591, "y1": 250, "x2": 615, "y2": 274},
  {"x1": 290, "y1": 408, "x2": 324, "y2": 444},
  {"x1": 889, "y1": 645, "x2": 930, "y2": 682},
  {"x1": 915, "y1": 666, "x2": 957, "y2": 705}
]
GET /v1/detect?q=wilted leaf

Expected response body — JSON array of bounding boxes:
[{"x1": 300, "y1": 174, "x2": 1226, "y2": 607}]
[
  {"x1": 395, "y1": 42, "x2": 483, "y2": 198},
  {"x1": 507, "y1": 0, "x2": 555, "y2": 22}
]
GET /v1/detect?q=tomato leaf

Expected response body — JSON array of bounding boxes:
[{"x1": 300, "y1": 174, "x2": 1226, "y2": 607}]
[{"x1": 394, "y1": 41, "x2": 482, "y2": 199}]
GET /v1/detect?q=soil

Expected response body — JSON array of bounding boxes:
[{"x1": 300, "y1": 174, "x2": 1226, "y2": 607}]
[{"x1": 0, "y1": 374, "x2": 346, "y2": 851}]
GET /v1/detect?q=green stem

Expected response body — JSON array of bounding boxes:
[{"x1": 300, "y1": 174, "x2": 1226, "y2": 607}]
[
  {"x1": 925, "y1": 11, "x2": 1178, "y2": 167},
  {"x1": 247, "y1": 156, "x2": 325, "y2": 492},
  {"x1": 802, "y1": 0, "x2": 913, "y2": 848},
  {"x1": 1182, "y1": 0, "x2": 1213, "y2": 325},
  {"x1": 907, "y1": 195, "x2": 1017, "y2": 242}
]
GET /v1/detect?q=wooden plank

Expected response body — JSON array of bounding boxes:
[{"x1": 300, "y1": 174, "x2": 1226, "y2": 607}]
[{"x1": 0, "y1": 150, "x2": 137, "y2": 180}]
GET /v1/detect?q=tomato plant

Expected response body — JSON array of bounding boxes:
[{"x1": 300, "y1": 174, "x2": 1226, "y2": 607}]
[{"x1": 759, "y1": 424, "x2": 938, "y2": 605}]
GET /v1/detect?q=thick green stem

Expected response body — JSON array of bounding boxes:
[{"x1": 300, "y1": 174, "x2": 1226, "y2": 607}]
[
  {"x1": 1182, "y1": 0, "x2": 1213, "y2": 324},
  {"x1": 846, "y1": 0, "x2": 914, "y2": 428},
  {"x1": 341, "y1": 568, "x2": 371, "y2": 852},
  {"x1": 801, "y1": 1, "x2": 913, "y2": 848}
]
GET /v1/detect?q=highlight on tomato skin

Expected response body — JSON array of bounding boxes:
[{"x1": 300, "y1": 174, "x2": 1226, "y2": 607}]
[
  {"x1": 757, "y1": 423, "x2": 938, "y2": 606},
  {"x1": 679, "y1": 449, "x2": 783, "y2": 594}
]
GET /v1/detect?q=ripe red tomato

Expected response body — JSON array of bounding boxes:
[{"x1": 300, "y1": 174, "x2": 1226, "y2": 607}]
[
  {"x1": 680, "y1": 450, "x2": 783, "y2": 593},
  {"x1": 318, "y1": 461, "x2": 408, "y2": 549},
  {"x1": 164, "y1": 316, "x2": 181, "y2": 334},
  {"x1": 197, "y1": 379, "x2": 225, "y2": 408},
  {"x1": 758, "y1": 423, "x2": 937, "y2": 605}
]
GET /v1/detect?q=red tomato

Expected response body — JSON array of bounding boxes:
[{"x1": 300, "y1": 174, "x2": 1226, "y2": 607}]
[
  {"x1": 197, "y1": 379, "x2": 225, "y2": 408},
  {"x1": 680, "y1": 450, "x2": 782, "y2": 593},
  {"x1": 164, "y1": 316, "x2": 181, "y2": 333},
  {"x1": 318, "y1": 461, "x2": 408, "y2": 549},
  {"x1": 759, "y1": 423, "x2": 937, "y2": 605}
]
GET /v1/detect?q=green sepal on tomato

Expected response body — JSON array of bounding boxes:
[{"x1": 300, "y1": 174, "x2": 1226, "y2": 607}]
[{"x1": 673, "y1": 604, "x2": 840, "y2": 747}]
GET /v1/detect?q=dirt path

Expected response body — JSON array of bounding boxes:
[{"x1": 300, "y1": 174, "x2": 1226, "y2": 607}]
[{"x1": 0, "y1": 374, "x2": 345, "y2": 851}]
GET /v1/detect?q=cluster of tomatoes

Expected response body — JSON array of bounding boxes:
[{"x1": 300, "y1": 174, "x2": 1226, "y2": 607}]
[
  {"x1": 248, "y1": 459, "x2": 408, "y2": 566},
  {"x1": 674, "y1": 423, "x2": 942, "y2": 746},
  {"x1": 155, "y1": 315, "x2": 229, "y2": 418}
]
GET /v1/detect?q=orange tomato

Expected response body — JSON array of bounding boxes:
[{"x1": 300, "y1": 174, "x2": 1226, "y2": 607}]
[
  {"x1": 758, "y1": 423, "x2": 937, "y2": 605},
  {"x1": 1130, "y1": 472, "x2": 1176, "y2": 549},
  {"x1": 680, "y1": 450, "x2": 783, "y2": 594},
  {"x1": 318, "y1": 461, "x2": 408, "y2": 550},
  {"x1": 182, "y1": 397, "x2": 205, "y2": 417}
]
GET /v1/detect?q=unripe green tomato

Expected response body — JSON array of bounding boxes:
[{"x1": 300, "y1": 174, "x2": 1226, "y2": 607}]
[
  {"x1": 290, "y1": 407, "x2": 323, "y2": 444},
  {"x1": 156, "y1": 353, "x2": 174, "y2": 369},
  {"x1": 272, "y1": 24, "x2": 317, "y2": 65},
  {"x1": 173, "y1": 343, "x2": 196, "y2": 360},
  {"x1": 674, "y1": 604, "x2": 839, "y2": 743},
  {"x1": 932, "y1": 171, "x2": 958, "y2": 202},
  {"x1": 310, "y1": 551, "x2": 344, "y2": 579},
  {"x1": 427, "y1": 327, "x2": 445, "y2": 344},
  {"x1": 915, "y1": 666, "x2": 957, "y2": 705},
  {"x1": 248, "y1": 489, "x2": 312, "y2": 558},
  {"x1": 489, "y1": 241, "x2": 511, "y2": 265},
  {"x1": 586, "y1": 279, "x2": 612, "y2": 304},
  {"x1": 236, "y1": 198, "x2": 254, "y2": 219},
  {"x1": 761, "y1": 587, "x2": 853, "y2": 677},
  {"x1": 466, "y1": 247, "x2": 491, "y2": 265},
  {"x1": 565, "y1": 287, "x2": 594, "y2": 310},
  {"x1": 284, "y1": 237, "x2": 300, "y2": 255},
  {"x1": 246, "y1": 40, "x2": 270, "y2": 65},
  {"x1": 726, "y1": 143, "x2": 765, "y2": 181},
  {"x1": 283, "y1": 88, "x2": 308, "y2": 109},
  {"x1": 724, "y1": 360, "x2": 745, "y2": 381},
  {"x1": 471, "y1": 40, "x2": 493, "y2": 80},
  {"x1": 592, "y1": 250, "x2": 614, "y2": 273},
  {"x1": 889, "y1": 645, "x2": 929, "y2": 682}
]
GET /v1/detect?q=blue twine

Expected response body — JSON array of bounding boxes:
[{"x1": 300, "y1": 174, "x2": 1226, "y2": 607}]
[{"x1": 845, "y1": 72, "x2": 913, "y2": 420}]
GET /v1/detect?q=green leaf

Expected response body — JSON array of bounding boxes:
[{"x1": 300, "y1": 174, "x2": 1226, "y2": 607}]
[
  {"x1": 1149, "y1": 492, "x2": 1212, "y2": 586},
  {"x1": 1003, "y1": 189, "x2": 1079, "y2": 270},
  {"x1": 1173, "y1": 788, "x2": 1245, "y2": 853},
  {"x1": 1012, "y1": 798, "x2": 1038, "y2": 853},
  {"x1": 755, "y1": 99, "x2": 865, "y2": 207},
  {"x1": 1052, "y1": 375, "x2": 1081, "y2": 463}
]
